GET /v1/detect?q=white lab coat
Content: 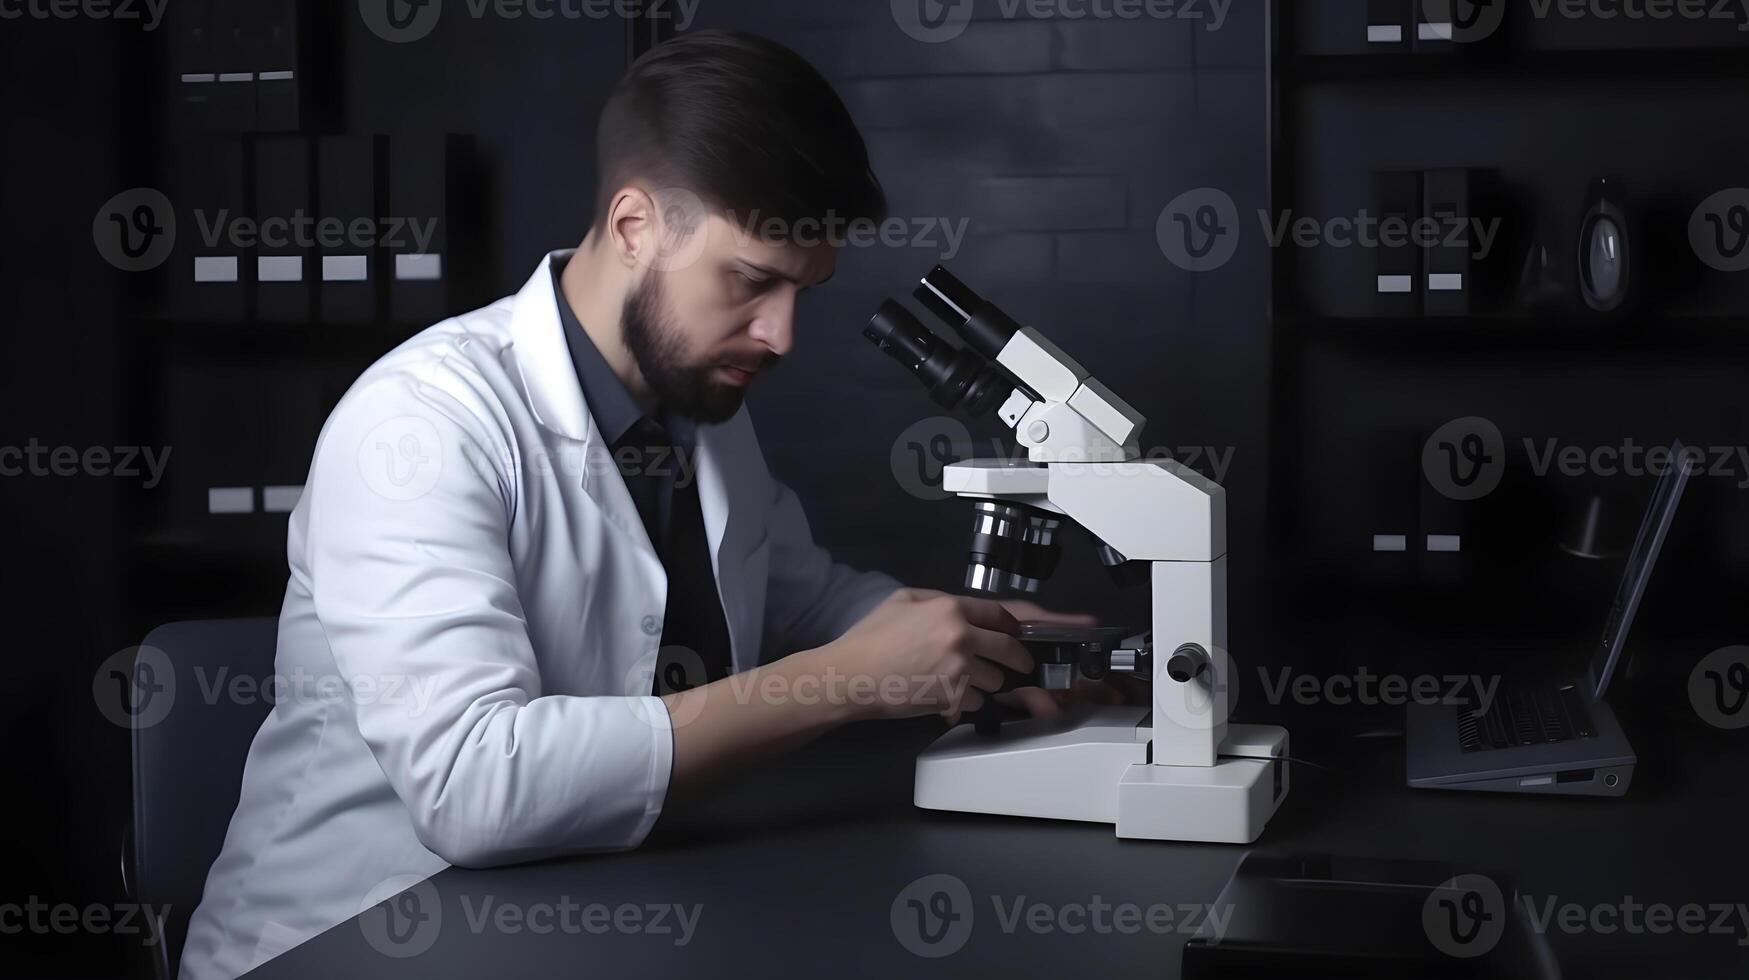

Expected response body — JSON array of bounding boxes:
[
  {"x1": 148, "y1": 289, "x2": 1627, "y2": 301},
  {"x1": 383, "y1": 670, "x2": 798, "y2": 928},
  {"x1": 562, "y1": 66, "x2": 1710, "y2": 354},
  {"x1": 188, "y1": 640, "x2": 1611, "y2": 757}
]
[{"x1": 177, "y1": 251, "x2": 898, "y2": 980}]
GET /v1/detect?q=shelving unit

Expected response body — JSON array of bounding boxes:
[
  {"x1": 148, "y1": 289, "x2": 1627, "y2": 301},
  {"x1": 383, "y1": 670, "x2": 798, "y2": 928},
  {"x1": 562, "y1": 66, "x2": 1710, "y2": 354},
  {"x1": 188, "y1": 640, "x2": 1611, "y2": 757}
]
[
  {"x1": 1263, "y1": 0, "x2": 1749, "y2": 625},
  {"x1": 118, "y1": 3, "x2": 678, "y2": 635}
]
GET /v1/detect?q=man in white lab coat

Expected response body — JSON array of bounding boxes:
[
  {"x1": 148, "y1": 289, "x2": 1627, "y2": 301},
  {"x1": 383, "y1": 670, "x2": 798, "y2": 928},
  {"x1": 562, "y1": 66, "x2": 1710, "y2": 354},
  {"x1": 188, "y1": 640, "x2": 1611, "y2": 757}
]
[{"x1": 179, "y1": 30, "x2": 1084, "y2": 979}]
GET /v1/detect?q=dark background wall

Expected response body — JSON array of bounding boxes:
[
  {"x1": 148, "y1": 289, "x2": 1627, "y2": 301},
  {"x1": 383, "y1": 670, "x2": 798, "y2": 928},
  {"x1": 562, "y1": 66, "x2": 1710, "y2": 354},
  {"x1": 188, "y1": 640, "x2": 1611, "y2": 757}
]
[{"x1": 7, "y1": 1, "x2": 1749, "y2": 976}]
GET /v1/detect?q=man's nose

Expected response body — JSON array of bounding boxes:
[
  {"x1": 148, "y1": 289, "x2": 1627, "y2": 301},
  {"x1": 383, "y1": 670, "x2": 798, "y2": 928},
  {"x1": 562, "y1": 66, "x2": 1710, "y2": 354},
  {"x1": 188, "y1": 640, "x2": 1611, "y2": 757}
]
[{"x1": 748, "y1": 296, "x2": 796, "y2": 358}]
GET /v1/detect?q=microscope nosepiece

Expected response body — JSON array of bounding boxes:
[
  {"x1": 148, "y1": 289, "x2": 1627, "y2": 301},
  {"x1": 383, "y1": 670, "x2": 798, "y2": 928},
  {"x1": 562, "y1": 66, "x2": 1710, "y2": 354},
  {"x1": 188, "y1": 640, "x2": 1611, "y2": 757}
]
[{"x1": 964, "y1": 501, "x2": 1062, "y2": 595}]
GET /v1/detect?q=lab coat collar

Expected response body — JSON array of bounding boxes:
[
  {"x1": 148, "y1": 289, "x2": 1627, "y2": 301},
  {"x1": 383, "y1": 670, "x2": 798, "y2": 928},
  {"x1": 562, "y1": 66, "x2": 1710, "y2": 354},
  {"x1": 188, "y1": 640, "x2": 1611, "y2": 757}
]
[{"x1": 510, "y1": 250, "x2": 595, "y2": 443}]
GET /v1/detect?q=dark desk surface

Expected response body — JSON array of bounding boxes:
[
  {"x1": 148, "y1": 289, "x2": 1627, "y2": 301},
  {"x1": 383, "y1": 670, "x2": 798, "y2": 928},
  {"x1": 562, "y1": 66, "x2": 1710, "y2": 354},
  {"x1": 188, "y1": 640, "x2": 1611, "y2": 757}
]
[{"x1": 246, "y1": 711, "x2": 1749, "y2": 979}]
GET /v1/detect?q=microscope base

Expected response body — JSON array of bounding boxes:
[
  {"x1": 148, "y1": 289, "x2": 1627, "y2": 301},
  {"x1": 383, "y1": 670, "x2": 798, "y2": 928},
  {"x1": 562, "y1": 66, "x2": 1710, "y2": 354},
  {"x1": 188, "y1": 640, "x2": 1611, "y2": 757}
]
[{"x1": 914, "y1": 707, "x2": 1287, "y2": 844}]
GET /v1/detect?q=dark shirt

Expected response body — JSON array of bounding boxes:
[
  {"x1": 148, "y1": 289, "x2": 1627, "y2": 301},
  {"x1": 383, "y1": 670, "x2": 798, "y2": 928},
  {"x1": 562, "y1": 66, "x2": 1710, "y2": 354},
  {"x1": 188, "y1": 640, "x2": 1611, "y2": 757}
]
[{"x1": 550, "y1": 254, "x2": 694, "y2": 554}]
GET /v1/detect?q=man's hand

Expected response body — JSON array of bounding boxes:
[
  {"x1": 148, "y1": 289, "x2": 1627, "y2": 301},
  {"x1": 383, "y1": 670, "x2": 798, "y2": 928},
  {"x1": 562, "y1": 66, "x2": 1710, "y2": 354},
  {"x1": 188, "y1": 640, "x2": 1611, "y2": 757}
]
[
  {"x1": 816, "y1": 588, "x2": 1034, "y2": 721},
  {"x1": 993, "y1": 599, "x2": 1136, "y2": 720}
]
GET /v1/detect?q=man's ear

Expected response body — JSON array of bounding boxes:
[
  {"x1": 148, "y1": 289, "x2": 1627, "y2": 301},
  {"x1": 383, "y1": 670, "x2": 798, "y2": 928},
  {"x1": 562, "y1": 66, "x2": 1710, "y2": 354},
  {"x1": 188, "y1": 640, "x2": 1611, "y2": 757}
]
[
  {"x1": 609, "y1": 186, "x2": 712, "y2": 275},
  {"x1": 605, "y1": 186, "x2": 656, "y2": 272}
]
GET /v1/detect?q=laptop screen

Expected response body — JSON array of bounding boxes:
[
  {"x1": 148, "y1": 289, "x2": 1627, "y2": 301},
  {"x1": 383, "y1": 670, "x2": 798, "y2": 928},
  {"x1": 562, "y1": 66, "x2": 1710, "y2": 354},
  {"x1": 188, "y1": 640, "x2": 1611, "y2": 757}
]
[{"x1": 1585, "y1": 441, "x2": 1693, "y2": 703}]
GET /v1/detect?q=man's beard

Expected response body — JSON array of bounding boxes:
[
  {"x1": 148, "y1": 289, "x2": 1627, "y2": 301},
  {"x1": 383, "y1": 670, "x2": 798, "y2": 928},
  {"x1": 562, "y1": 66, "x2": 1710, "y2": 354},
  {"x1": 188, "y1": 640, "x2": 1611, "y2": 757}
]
[{"x1": 621, "y1": 272, "x2": 761, "y2": 425}]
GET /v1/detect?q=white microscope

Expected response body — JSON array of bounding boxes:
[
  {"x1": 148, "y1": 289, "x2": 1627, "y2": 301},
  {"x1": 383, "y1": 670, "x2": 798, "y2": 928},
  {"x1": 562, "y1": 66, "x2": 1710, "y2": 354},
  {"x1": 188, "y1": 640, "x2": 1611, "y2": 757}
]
[{"x1": 864, "y1": 266, "x2": 1288, "y2": 844}]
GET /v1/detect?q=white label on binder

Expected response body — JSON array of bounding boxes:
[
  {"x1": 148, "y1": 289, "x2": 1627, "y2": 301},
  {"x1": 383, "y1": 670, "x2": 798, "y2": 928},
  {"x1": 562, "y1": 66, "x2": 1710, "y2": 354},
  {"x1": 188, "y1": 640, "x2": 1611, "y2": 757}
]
[
  {"x1": 195, "y1": 256, "x2": 239, "y2": 283},
  {"x1": 208, "y1": 487, "x2": 255, "y2": 515},
  {"x1": 258, "y1": 255, "x2": 304, "y2": 282},
  {"x1": 323, "y1": 255, "x2": 369, "y2": 282},
  {"x1": 396, "y1": 253, "x2": 444, "y2": 282}
]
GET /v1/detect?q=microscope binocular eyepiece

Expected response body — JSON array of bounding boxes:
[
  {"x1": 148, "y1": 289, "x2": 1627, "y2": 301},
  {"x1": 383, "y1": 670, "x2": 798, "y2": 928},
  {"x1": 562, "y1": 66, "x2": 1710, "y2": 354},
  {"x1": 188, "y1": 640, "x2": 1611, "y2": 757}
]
[
  {"x1": 862, "y1": 265, "x2": 1027, "y2": 422},
  {"x1": 965, "y1": 501, "x2": 1062, "y2": 595},
  {"x1": 864, "y1": 301, "x2": 1011, "y2": 418}
]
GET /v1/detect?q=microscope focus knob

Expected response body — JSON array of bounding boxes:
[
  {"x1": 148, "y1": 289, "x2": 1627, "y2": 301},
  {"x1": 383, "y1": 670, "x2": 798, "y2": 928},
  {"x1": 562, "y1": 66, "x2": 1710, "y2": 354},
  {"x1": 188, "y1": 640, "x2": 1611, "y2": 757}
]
[{"x1": 1166, "y1": 643, "x2": 1210, "y2": 683}]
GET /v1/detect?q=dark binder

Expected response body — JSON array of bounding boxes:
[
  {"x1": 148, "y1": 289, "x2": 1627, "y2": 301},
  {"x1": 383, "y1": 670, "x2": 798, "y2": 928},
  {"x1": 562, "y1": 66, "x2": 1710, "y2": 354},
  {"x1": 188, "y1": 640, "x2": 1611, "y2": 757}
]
[
  {"x1": 256, "y1": 0, "x2": 302, "y2": 132},
  {"x1": 317, "y1": 135, "x2": 383, "y2": 325},
  {"x1": 255, "y1": 136, "x2": 313, "y2": 323},
  {"x1": 212, "y1": 1, "x2": 257, "y2": 131},
  {"x1": 170, "y1": 136, "x2": 249, "y2": 323},
  {"x1": 1366, "y1": 0, "x2": 1411, "y2": 47},
  {"x1": 1372, "y1": 170, "x2": 1423, "y2": 317},
  {"x1": 386, "y1": 134, "x2": 471, "y2": 326},
  {"x1": 1423, "y1": 168, "x2": 1473, "y2": 317}
]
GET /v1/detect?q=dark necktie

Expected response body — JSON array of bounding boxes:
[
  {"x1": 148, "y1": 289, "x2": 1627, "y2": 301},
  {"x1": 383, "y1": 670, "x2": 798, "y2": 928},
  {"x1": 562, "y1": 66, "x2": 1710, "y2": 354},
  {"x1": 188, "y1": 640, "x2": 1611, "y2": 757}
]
[{"x1": 618, "y1": 417, "x2": 732, "y2": 696}]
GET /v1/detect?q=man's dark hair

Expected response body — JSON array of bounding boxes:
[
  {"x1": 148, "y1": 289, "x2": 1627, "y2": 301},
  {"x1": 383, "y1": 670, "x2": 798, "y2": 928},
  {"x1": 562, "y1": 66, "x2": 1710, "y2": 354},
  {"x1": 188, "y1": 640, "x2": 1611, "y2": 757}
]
[{"x1": 594, "y1": 30, "x2": 887, "y2": 236}]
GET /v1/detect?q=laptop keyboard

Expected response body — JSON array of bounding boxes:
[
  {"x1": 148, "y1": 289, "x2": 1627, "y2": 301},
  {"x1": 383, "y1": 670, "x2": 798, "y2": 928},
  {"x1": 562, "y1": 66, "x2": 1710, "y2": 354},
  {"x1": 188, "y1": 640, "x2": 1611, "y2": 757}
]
[{"x1": 1456, "y1": 685, "x2": 1596, "y2": 752}]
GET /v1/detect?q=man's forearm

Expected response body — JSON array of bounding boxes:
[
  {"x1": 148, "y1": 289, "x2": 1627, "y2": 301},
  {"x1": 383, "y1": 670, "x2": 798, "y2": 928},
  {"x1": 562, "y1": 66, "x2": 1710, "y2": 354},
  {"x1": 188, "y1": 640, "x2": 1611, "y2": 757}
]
[{"x1": 659, "y1": 646, "x2": 860, "y2": 802}]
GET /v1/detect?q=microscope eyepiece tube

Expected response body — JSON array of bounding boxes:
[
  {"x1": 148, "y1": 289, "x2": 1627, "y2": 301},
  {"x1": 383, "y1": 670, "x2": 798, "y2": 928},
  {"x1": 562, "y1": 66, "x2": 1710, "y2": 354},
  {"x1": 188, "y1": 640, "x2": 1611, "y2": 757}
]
[
  {"x1": 864, "y1": 299, "x2": 1014, "y2": 419},
  {"x1": 916, "y1": 265, "x2": 1022, "y2": 362}
]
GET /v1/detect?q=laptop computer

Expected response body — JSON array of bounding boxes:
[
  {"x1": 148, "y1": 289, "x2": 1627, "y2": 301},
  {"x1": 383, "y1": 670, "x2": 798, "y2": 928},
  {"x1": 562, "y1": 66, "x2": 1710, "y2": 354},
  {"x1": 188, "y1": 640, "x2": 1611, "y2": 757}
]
[{"x1": 1406, "y1": 441, "x2": 1693, "y2": 797}]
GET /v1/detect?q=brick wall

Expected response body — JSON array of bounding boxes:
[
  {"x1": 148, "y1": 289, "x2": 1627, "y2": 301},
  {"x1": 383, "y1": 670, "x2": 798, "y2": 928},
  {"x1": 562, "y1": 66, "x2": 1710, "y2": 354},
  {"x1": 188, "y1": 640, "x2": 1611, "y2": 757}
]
[{"x1": 699, "y1": 0, "x2": 1274, "y2": 619}]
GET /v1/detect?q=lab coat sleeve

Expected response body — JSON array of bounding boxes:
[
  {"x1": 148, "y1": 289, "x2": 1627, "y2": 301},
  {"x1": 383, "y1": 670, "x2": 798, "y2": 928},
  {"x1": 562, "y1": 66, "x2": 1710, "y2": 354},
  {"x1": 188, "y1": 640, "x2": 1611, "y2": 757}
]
[
  {"x1": 760, "y1": 477, "x2": 902, "y2": 658},
  {"x1": 303, "y1": 369, "x2": 673, "y2": 868}
]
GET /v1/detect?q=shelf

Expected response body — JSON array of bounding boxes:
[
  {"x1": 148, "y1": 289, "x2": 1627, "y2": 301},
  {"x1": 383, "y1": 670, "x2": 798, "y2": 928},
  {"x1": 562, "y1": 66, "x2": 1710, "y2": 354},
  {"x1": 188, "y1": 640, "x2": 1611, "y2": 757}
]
[
  {"x1": 1277, "y1": 313, "x2": 1749, "y2": 357},
  {"x1": 1278, "y1": 46, "x2": 1749, "y2": 84}
]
